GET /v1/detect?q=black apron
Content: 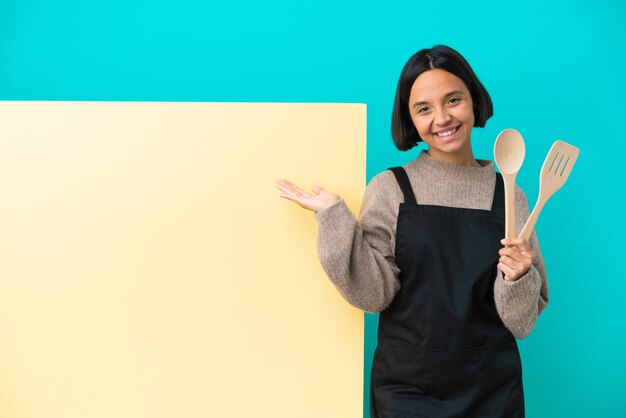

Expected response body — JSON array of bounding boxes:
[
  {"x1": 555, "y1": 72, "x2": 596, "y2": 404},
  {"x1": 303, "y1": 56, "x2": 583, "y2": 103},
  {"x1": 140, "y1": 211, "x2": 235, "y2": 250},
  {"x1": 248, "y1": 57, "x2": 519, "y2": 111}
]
[{"x1": 370, "y1": 167, "x2": 525, "y2": 418}]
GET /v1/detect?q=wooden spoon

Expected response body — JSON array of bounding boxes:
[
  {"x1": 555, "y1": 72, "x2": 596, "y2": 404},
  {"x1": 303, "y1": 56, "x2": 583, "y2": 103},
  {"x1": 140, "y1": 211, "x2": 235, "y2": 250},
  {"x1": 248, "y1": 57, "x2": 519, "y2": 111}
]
[
  {"x1": 494, "y1": 129, "x2": 526, "y2": 240},
  {"x1": 518, "y1": 140, "x2": 580, "y2": 241}
]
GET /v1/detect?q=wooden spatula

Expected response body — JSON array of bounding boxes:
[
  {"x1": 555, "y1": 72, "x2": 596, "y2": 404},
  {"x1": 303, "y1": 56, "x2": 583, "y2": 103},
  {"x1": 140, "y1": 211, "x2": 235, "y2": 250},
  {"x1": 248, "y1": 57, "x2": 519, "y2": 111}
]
[{"x1": 519, "y1": 140, "x2": 580, "y2": 241}]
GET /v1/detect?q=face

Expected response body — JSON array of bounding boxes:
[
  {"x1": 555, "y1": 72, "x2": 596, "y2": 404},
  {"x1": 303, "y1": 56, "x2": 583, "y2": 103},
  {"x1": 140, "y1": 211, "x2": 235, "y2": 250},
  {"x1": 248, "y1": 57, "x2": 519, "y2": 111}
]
[{"x1": 408, "y1": 69, "x2": 475, "y2": 163}]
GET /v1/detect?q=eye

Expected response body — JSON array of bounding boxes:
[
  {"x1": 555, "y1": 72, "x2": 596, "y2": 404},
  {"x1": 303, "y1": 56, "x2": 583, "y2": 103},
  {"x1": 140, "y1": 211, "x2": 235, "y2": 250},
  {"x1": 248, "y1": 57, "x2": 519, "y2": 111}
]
[
  {"x1": 416, "y1": 106, "x2": 429, "y2": 114},
  {"x1": 448, "y1": 97, "x2": 461, "y2": 104}
]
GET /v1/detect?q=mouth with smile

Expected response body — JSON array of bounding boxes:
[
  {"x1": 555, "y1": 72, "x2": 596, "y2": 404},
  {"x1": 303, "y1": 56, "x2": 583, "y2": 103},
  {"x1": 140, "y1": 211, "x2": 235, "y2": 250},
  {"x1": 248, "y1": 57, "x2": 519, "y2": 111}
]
[{"x1": 432, "y1": 125, "x2": 461, "y2": 142}]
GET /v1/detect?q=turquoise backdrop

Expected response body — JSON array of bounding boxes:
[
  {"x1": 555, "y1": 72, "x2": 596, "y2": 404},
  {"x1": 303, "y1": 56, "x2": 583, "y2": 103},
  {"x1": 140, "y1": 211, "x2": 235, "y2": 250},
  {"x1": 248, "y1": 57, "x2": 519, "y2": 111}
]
[{"x1": 1, "y1": 1, "x2": 625, "y2": 417}]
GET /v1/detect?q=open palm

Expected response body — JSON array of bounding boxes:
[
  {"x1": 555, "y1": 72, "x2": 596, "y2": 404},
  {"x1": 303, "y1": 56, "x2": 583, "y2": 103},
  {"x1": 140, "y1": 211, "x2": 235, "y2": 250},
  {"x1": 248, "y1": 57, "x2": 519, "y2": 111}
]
[{"x1": 276, "y1": 179, "x2": 340, "y2": 213}]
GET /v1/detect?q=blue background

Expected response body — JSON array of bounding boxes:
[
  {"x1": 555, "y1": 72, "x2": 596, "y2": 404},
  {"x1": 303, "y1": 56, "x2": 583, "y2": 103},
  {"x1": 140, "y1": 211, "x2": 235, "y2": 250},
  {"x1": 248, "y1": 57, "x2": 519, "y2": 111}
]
[{"x1": 1, "y1": 1, "x2": 625, "y2": 416}]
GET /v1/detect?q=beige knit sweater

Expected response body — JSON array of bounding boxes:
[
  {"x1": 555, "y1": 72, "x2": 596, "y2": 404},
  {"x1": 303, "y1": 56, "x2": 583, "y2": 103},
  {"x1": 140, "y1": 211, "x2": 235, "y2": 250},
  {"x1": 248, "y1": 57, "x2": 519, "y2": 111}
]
[{"x1": 314, "y1": 150, "x2": 549, "y2": 339}]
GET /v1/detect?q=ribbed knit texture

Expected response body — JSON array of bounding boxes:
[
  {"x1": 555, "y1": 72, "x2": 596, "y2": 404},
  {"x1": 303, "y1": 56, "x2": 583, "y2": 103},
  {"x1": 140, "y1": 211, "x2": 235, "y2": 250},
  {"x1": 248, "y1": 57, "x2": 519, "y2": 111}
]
[{"x1": 314, "y1": 150, "x2": 549, "y2": 339}]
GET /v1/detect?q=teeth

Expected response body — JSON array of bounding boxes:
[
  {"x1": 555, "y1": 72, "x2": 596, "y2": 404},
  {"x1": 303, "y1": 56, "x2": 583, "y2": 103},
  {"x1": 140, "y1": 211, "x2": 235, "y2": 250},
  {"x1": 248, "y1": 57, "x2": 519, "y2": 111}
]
[{"x1": 436, "y1": 127, "x2": 457, "y2": 137}]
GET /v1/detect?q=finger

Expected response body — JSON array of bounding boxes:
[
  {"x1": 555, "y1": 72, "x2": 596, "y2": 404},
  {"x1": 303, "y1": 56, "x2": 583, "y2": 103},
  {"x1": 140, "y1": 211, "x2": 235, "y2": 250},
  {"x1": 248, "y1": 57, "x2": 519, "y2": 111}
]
[
  {"x1": 279, "y1": 192, "x2": 304, "y2": 205},
  {"x1": 276, "y1": 183, "x2": 300, "y2": 199},
  {"x1": 516, "y1": 240, "x2": 533, "y2": 258},
  {"x1": 497, "y1": 262, "x2": 518, "y2": 281},
  {"x1": 499, "y1": 254, "x2": 531, "y2": 278},
  {"x1": 500, "y1": 237, "x2": 533, "y2": 258},
  {"x1": 505, "y1": 244, "x2": 533, "y2": 260},
  {"x1": 508, "y1": 237, "x2": 526, "y2": 246},
  {"x1": 279, "y1": 193, "x2": 320, "y2": 212},
  {"x1": 276, "y1": 180, "x2": 312, "y2": 199},
  {"x1": 276, "y1": 179, "x2": 304, "y2": 193},
  {"x1": 500, "y1": 238, "x2": 513, "y2": 246},
  {"x1": 499, "y1": 247, "x2": 531, "y2": 264},
  {"x1": 276, "y1": 181, "x2": 293, "y2": 194},
  {"x1": 499, "y1": 254, "x2": 524, "y2": 270},
  {"x1": 506, "y1": 237, "x2": 531, "y2": 250},
  {"x1": 312, "y1": 185, "x2": 324, "y2": 195}
]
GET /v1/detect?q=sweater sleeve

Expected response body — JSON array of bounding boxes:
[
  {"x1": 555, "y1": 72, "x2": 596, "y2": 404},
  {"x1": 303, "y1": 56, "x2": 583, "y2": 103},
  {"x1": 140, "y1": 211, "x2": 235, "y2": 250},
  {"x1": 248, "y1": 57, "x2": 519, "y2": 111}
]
[
  {"x1": 313, "y1": 172, "x2": 401, "y2": 313},
  {"x1": 494, "y1": 186, "x2": 550, "y2": 339}
]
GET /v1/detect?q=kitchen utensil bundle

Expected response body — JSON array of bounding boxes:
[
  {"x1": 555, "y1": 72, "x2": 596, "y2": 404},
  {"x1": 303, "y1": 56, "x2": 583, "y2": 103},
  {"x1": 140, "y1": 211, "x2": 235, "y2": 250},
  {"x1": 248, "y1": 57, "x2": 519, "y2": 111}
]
[{"x1": 493, "y1": 129, "x2": 579, "y2": 240}]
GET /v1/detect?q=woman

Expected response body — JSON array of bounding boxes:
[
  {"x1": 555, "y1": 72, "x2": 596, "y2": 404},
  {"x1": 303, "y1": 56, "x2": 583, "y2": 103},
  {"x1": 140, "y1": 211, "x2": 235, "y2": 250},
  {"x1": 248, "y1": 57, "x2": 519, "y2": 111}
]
[{"x1": 276, "y1": 45, "x2": 548, "y2": 418}]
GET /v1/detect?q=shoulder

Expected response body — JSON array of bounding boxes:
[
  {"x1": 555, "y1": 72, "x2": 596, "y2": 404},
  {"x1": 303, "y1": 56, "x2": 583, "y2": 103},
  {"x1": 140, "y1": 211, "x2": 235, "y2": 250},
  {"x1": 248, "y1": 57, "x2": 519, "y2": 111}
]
[
  {"x1": 359, "y1": 168, "x2": 404, "y2": 213},
  {"x1": 366, "y1": 169, "x2": 402, "y2": 197}
]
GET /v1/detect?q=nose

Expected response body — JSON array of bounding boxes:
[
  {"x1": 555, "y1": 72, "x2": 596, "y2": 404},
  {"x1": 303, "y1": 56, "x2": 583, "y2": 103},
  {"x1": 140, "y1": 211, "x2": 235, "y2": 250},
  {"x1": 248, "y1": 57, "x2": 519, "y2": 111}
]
[{"x1": 434, "y1": 107, "x2": 452, "y2": 126}]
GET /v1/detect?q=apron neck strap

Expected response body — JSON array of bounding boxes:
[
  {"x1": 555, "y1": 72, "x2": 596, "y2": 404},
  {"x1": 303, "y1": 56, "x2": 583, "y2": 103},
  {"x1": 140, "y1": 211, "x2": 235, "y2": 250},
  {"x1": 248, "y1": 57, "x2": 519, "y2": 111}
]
[
  {"x1": 491, "y1": 173, "x2": 504, "y2": 213},
  {"x1": 388, "y1": 167, "x2": 417, "y2": 205}
]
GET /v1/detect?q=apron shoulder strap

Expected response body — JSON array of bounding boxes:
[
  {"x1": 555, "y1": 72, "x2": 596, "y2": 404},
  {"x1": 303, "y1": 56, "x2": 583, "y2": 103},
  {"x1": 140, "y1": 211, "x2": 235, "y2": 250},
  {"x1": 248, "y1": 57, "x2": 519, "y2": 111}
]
[
  {"x1": 387, "y1": 167, "x2": 417, "y2": 205},
  {"x1": 491, "y1": 172, "x2": 505, "y2": 213}
]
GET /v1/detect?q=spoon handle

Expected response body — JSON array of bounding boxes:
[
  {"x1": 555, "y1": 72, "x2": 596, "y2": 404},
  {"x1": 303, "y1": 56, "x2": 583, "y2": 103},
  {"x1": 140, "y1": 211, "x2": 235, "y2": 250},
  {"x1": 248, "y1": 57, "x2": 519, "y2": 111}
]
[{"x1": 502, "y1": 173, "x2": 517, "y2": 240}]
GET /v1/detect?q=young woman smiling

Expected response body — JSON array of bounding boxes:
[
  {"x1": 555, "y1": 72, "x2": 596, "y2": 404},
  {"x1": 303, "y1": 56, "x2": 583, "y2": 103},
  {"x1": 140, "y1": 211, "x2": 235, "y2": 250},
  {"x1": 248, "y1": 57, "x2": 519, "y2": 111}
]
[{"x1": 276, "y1": 45, "x2": 548, "y2": 418}]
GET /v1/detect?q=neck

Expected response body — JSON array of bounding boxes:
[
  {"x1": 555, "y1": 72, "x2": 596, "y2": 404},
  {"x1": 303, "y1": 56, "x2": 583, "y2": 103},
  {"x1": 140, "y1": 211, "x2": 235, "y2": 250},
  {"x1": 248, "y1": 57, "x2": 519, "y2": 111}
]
[{"x1": 425, "y1": 148, "x2": 481, "y2": 167}]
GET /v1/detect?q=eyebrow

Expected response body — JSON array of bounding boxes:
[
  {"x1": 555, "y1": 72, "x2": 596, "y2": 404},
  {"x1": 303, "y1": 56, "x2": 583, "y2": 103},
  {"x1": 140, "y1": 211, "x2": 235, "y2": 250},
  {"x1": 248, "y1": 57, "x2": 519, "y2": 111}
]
[{"x1": 412, "y1": 90, "x2": 465, "y2": 108}]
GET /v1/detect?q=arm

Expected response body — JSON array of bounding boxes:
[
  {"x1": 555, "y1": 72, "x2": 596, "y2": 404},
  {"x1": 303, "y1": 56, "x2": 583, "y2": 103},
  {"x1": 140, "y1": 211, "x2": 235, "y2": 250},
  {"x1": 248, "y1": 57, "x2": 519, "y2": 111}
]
[
  {"x1": 494, "y1": 186, "x2": 549, "y2": 339},
  {"x1": 314, "y1": 172, "x2": 401, "y2": 313}
]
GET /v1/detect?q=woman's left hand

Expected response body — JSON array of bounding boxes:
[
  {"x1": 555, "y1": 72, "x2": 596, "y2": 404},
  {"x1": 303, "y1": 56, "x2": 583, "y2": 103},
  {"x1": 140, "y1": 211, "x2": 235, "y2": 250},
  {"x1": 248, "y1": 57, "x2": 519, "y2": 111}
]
[{"x1": 498, "y1": 238, "x2": 534, "y2": 282}]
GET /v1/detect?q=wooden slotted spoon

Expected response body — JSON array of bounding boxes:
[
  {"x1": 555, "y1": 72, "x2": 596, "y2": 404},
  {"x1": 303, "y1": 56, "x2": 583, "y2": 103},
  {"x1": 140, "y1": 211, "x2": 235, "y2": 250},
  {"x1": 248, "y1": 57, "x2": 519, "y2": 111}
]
[{"x1": 519, "y1": 140, "x2": 580, "y2": 241}]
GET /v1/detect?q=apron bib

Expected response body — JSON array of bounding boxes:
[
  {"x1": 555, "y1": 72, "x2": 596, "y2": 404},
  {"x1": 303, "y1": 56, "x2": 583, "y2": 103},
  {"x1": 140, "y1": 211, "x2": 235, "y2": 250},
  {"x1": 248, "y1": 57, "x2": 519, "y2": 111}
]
[{"x1": 370, "y1": 167, "x2": 525, "y2": 418}]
